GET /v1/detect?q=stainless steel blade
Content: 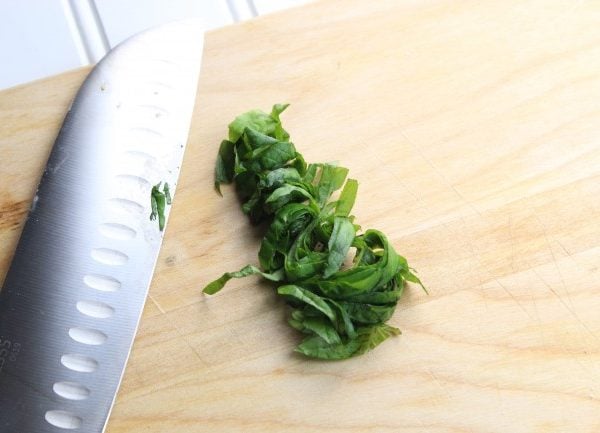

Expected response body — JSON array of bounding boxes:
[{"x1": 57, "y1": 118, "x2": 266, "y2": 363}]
[{"x1": 0, "y1": 20, "x2": 203, "y2": 432}]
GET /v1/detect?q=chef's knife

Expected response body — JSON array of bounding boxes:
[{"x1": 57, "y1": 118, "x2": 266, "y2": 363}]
[{"x1": 0, "y1": 20, "x2": 203, "y2": 432}]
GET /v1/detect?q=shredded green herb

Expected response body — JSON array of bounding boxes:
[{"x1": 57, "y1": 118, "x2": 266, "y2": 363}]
[
  {"x1": 150, "y1": 182, "x2": 171, "y2": 231},
  {"x1": 203, "y1": 104, "x2": 426, "y2": 360}
]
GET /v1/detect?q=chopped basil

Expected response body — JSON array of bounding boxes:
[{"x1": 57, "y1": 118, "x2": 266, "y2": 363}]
[
  {"x1": 150, "y1": 182, "x2": 171, "y2": 231},
  {"x1": 203, "y1": 104, "x2": 426, "y2": 360}
]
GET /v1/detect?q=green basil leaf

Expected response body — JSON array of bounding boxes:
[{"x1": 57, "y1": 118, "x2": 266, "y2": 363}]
[
  {"x1": 328, "y1": 299, "x2": 357, "y2": 339},
  {"x1": 150, "y1": 182, "x2": 169, "y2": 231},
  {"x1": 344, "y1": 288, "x2": 404, "y2": 305},
  {"x1": 303, "y1": 163, "x2": 319, "y2": 184},
  {"x1": 301, "y1": 316, "x2": 342, "y2": 344},
  {"x1": 284, "y1": 220, "x2": 328, "y2": 281},
  {"x1": 323, "y1": 216, "x2": 355, "y2": 278},
  {"x1": 335, "y1": 178, "x2": 358, "y2": 217},
  {"x1": 264, "y1": 184, "x2": 314, "y2": 214},
  {"x1": 292, "y1": 152, "x2": 307, "y2": 175},
  {"x1": 228, "y1": 104, "x2": 289, "y2": 143},
  {"x1": 203, "y1": 265, "x2": 284, "y2": 295},
  {"x1": 313, "y1": 267, "x2": 381, "y2": 298},
  {"x1": 354, "y1": 323, "x2": 401, "y2": 356},
  {"x1": 259, "y1": 203, "x2": 316, "y2": 271},
  {"x1": 285, "y1": 254, "x2": 327, "y2": 281},
  {"x1": 253, "y1": 140, "x2": 297, "y2": 171},
  {"x1": 234, "y1": 171, "x2": 257, "y2": 200},
  {"x1": 260, "y1": 167, "x2": 302, "y2": 189},
  {"x1": 295, "y1": 334, "x2": 362, "y2": 360},
  {"x1": 295, "y1": 323, "x2": 400, "y2": 360},
  {"x1": 277, "y1": 284, "x2": 336, "y2": 323},
  {"x1": 316, "y1": 164, "x2": 349, "y2": 207},
  {"x1": 362, "y1": 230, "x2": 403, "y2": 289},
  {"x1": 402, "y1": 267, "x2": 429, "y2": 294},
  {"x1": 270, "y1": 103, "x2": 290, "y2": 141},
  {"x1": 288, "y1": 318, "x2": 304, "y2": 331},
  {"x1": 214, "y1": 140, "x2": 235, "y2": 195},
  {"x1": 338, "y1": 302, "x2": 397, "y2": 325},
  {"x1": 163, "y1": 182, "x2": 172, "y2": 205}
]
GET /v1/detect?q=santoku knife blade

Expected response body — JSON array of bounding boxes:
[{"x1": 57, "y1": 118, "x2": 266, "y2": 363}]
[{"x1": 0, "y1": 19, "x2": 203, "y2": 432}]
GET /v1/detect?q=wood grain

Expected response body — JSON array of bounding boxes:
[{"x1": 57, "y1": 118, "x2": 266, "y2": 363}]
[{"x1": 1, "y1": 0, "x2": 600, "y2": 431}]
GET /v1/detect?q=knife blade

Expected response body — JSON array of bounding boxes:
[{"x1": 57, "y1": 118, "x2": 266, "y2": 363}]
[{"x1": 0, "y1": 20, "x2": 203, "y2": 432}]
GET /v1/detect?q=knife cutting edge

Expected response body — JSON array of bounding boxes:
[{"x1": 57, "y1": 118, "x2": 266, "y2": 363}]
[{"x1": 0, "y1": 20, "x2": 203, "y2": 432}]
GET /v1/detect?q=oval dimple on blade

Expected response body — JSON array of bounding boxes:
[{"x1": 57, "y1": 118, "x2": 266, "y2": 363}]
[
  {"x1": 83, "y1": 274, "x2": 121, "y2": 292},
  {"x1": 91, "y1": 248, "x2": 129, "y2": 266},
  {"x1": 118, "y1": 150, "x2": 159, "y2": 177},
  {"x1": 60, "y1": 354, "x2": 99, "y2": 373},
  {"x1": 125, "y1": 127, "x2": 174, "y2": 158},
  {"x1": 76, "y1": 300, "x2": 115, "y2": 319},
  {"x1": 116, "y1": 174, "x2": 151, "y2": 190},
  {"x1": 45, "y1": 410, "x2": 82, "y2": 430},
  {"x1": 68, "y1": 327, "x2": 108, "y2": 346},
  {"x1": 53, "y1": 382, "x2": 91, "y2": 401},
  {"x1": 99, "y1": 222, "x2": 137, "y2": 240},
  {"x1": 108, "y1": 197, "x2": 145, "y2": 215}
]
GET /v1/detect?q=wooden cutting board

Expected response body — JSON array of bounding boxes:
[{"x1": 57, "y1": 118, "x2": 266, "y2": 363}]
[{"x1": 1, "y1": 0, "x2": 600, "y2": 431}]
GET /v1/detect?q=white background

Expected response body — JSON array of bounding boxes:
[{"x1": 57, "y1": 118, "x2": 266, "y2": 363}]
[{"x1": 0, "y1": 0, "x2": 310, "y2": 90}]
